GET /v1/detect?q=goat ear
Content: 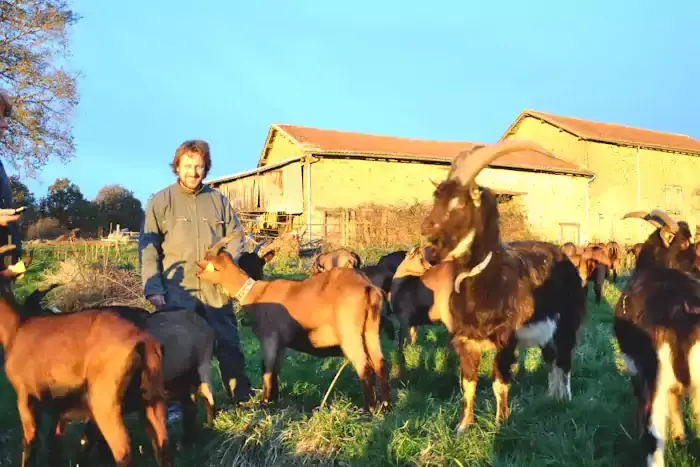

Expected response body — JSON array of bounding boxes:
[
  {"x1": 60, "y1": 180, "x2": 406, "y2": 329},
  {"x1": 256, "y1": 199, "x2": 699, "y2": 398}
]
[
  {"x1": 660, "y1": 226, "x2": 675, "y2": 248},
  {"x1": 262, "y1": 250, "x2": 276, "y2": 263},
  {"x1": 469, "y1": 183, "x2": 481, "y2": 207}
]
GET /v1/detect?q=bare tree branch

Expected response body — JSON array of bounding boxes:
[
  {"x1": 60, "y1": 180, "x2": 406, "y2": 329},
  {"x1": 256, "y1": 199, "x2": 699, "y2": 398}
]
[{"x1": 0, "y1": 0, "x2": 81, "y2": 176}]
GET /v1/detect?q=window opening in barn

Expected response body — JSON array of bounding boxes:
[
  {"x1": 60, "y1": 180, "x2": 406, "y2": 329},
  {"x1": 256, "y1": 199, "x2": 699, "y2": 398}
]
[
  {"x1": 663, "y1": 184, "x2": 683, "y2": 216},
  {"x1": 559, "y1": 223, "x2": 580, "y2": 245},
  {"x1": 691, "y1": 189, "x2": 700, "y2": 212}
]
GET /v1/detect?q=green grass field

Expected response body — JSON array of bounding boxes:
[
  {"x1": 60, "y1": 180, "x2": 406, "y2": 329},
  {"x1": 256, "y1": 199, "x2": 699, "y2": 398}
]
[{"x1": 1, "y1": 245, "x2": 699, "y2": 466}]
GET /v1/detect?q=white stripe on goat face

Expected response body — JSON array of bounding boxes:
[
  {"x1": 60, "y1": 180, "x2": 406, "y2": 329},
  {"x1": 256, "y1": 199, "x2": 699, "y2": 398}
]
[{"x1": 447, "y1": 196, "x2": 462, "y2": 213}]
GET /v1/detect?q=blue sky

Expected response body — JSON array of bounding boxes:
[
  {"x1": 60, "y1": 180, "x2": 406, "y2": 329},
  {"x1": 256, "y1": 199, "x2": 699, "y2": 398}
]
[{"x1": 17, "y1": 0, "x2": 700, "y2": 205}]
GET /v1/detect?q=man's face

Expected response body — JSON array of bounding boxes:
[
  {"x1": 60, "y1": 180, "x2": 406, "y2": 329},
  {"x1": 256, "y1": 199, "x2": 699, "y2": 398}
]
[{"x1": 177, "y1": 152, "x2": 205, "y2": 191}]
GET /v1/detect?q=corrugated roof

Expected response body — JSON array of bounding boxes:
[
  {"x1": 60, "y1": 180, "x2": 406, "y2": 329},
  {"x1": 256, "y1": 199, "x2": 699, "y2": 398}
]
[
  {"x1": 505, "y1": 110, "x2": 700, "y2": 154},
  {"x1": 273, "y1": 123, "x2": 593, "y2": 176},
  {"x1": 206, "y1": 156, "x2": 304, "y2": 185}
]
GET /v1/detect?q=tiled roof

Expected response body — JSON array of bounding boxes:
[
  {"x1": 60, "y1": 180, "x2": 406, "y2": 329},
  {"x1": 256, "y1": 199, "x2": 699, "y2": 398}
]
[
  {"x1": 505, "y1": 110, "x2": 700, "y2": 154},
  {"x1": 272, "y1": 123, "x2": 592, "y2": 176}
]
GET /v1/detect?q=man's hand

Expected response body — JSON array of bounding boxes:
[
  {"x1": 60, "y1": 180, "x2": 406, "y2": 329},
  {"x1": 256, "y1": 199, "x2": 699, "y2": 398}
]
[
  {"x1": 147, "y1": 294, "x2": 166, "y2": 309},
  {"x1": 0, "y1": 207, "x2": 24, "y2": 227}
]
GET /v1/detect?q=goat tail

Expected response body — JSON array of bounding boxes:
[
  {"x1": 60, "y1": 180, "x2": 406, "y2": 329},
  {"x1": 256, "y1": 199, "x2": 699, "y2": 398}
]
[
  {"x1": 362, "y1": 285, "x2": 384, "y2": 368},
  {"x1": 375, "y1": 288, "x2": 396, "y2": 340},
  {"x1": 135, "y1": 333, "x2": 167, "y2": 404}
]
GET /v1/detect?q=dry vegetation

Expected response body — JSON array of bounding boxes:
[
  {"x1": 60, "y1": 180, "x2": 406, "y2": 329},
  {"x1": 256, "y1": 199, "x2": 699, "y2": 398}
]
[{"x1": 337, "y1": 197, "x2": 536, "y2": 249}]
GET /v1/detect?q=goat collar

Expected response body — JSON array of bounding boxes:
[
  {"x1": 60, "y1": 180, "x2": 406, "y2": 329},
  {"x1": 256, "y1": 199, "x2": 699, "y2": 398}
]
[
  {"x1": 453, "y1": 251, "x2": 493, "y2": 292},
  {"x1": 233, "y1": 278, "x2": 256, "y2": 303}
]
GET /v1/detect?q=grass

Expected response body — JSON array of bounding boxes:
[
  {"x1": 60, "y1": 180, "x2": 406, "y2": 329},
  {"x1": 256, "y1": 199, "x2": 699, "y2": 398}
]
[{"x1": 1, "y1": 244, "x2": 700, "y2": 466}]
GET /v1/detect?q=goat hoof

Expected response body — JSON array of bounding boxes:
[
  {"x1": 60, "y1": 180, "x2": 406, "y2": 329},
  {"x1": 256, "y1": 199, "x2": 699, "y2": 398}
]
[
  {"x1": 672, "y1": 432, "x2": 685, "y2": 443},
  {"x1": 455, "y1": 419, "x2": 472, "y2": 434},
  {"x1": 376, "y1": 401, "x2": 392, "y2": 414}
]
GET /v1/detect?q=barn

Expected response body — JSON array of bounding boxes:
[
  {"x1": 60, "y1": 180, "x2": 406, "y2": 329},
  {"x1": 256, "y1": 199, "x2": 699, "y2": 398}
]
[
  {"x1": 501, "y1": 109, "x2": 700, "y2": 244},
  {"x1": 206, "y1": 123, "x2": 593, "y2": 245}
]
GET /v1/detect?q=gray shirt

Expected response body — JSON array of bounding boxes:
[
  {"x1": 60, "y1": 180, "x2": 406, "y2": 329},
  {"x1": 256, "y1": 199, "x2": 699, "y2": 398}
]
[{"x1": 139, "y1": 182, "x2": 245, "y2": 311}]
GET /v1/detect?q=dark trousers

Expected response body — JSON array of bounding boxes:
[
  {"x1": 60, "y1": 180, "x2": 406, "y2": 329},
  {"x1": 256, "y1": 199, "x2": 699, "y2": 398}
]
[{"x1": 198, "y1": 303, "x2": 253, "y2": 401}]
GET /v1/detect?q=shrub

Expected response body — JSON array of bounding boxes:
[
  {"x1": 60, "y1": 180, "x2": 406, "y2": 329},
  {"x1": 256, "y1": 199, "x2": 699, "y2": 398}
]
[{"x1": 26, "y1": 217, "x2": 67, "y2": 240}]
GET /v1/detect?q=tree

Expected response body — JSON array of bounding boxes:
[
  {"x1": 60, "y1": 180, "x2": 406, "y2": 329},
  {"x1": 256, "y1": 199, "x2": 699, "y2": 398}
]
[
  {"x1": 94, "y1": 184, "x2": 144, "y2": 232},
  {"x1": 38, "y1": 177, "x2": 90, "y2": 229},
  {"x1": 8, "y1": 175, "x2": 37, "y2": 235},
  {"x1": 0, "y1": 1, "x2": 81, "y2": 174},
  {"x1": 8, "y1": 175, "x2": 36, "y2": 208}
]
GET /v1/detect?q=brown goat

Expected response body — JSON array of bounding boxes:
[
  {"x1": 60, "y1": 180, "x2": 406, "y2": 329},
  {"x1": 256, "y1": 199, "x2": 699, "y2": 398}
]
[
  {"x1": 308, "y1": 248, "x2": 361, "y2": 274},
  {"x1": 0, "y1": 281, "x2": 169, "y2": 466},
  {"x1": 421, "y1": 140, "x2": 587, "y2": 431},
  {"x1": 195, "y1": 233, "x2": 390, "y2": 412}
]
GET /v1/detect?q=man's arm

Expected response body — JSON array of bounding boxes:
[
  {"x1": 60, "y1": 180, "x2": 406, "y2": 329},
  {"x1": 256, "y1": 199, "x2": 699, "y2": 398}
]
[
  {"x1": 222, "y1": 196, "x2": 245, "y2": 262},
  {"x1": 0, "y1": 165, "x2": 21, "y2": 265},
  {"x1": 139, "y1": 197, "x2": 166, "y2": 298}
]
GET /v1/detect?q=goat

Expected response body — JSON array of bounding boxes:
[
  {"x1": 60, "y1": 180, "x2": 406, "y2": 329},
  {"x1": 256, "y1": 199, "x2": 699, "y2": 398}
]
[
  {"x1": 238, "y1": 245, "x2": 276, "y2": 281},
  {"x1": 308, "y1": 248, "x2": 362, "y2": 274},
  {"x1": 24, "y1": 285, "x2": 215, "y2": 453},
  {"x1": 613, "y1": 208, "x2": 700, "y2": 465},
  {"x1": 238, "y1": 233, "x2": 296, "y2": 280},
  {"x1": 388, "y1": 247, "x2": 453, "y2": 370},
  {"x1": 627, "y1": 242, "x2": 644, "y2": 262},
  {"x1": 581, "y1": 245, "x2": 612, "y2": 304},
  {"x1": 421, "y1": 140, "x2": 587, "y2": 431},
  {"x1": 621, "y1": 210, "x2": 696, "y2": 274},
  {"x1": 195, "y1": 233, "x2": 391, "y2": 412},
  {"x1": 560, "y1": 242, "x2": 578, "y2": 259},
  {"x1": 613, "y1": 261, "x2": 700, "y2": 466},
  {"x1": 0, "y1": 278, "x2": 170, "y2": 466},
  {"x1": 560, "y1": 244, "x2": 599, "y2": 290},
  {"x1": 604, "y1": 241, "x2": 621, "y2": 282}
]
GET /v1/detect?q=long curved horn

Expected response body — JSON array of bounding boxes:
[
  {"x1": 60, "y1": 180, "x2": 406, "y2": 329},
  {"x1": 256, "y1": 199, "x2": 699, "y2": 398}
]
[
  {"x1": 621, "y1": 211, "x2": 663, "y2": 229},
  {"x1": 448, "y1": 140, "x2": 559, "y2": 185},
  {"x1": 649, "y1": 208, "x2": 679, "y2": 233},
  {"x1": 206, "y1": 232, "x2": 246, "y2": 257}
]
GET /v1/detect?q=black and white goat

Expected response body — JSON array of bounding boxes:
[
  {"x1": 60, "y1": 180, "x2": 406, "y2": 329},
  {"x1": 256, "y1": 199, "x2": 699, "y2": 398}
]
[
  {"x1": 421, "y1": 140, "x2": 587, "y2": 431},
  {"x1": 615, "y1": 208, "x2": 700, "y2": 466}
]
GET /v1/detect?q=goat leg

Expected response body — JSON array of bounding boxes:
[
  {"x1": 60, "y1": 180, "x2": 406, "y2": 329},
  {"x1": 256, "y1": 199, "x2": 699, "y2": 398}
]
[
  {"x1": 492, "y1": 342, "x2": 517, "y2": 423},
  {"x1": 452, "y1": 337, "x2": 481, "y2": 433},
  {"x1": 16, "y1": 392, "x2": 38, "y2": 467},
  {"x1": 396, "y1": 315, "x2": 411, "y2": 377},
  {"x1": 89, "y1": 395, "x2": 131, "y2": 466},
  {"x1": 261, "y1": 337, "x2": 283, "y2": 403},
  {"x1": 340, "y1": 335, "x2": 377, "y2": 411},
  {"x1": 667, "y1": 388, "x2": 685, "y2": 442},
  {"x1": 142, "y1": 400, "x2": 171, "y2": 467},
  {"x1": 47, "y1": 414, "x2": 67, "y2": 467},
  {"x1": 197, "y1": 382, "x2": 216, "y2": 426},
  {"x1": 409, "y1": 326, "x2": 418, "y2": 344},
  {"x1": 76, "y1": 420, "x2": 104, "y2": 465},
  {"x1": 181, "y1": 394, "x2": 199, "y2": 444},
  {"x1": 364, "y1": 327, "x2": 391, "y2": 412}
]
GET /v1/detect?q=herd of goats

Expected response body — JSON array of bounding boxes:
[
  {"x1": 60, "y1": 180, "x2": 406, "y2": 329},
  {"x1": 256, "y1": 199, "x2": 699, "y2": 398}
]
[{"x1": 0, "y1": 140, "x2": 699, "y2": 466}]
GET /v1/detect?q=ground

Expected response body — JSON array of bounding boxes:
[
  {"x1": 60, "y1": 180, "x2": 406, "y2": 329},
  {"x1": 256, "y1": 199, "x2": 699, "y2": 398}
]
[{"x1": 1, "y1": 244, "x2": 699, "y2": 466}]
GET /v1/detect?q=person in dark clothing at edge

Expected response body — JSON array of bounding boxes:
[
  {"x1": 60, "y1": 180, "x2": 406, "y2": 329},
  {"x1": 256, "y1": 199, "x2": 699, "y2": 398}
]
[
  {"x1": 0, "y1": 90, "x2": 23, "y2": 268},
  {"x1": 139, "y1": 139, "x2": 253, "y2": 424}
]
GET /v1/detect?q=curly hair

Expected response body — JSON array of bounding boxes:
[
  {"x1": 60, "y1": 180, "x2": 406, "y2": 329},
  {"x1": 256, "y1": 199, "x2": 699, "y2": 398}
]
[{"x1": 171, "y1": 139, "x2": 211, "y2": 178}]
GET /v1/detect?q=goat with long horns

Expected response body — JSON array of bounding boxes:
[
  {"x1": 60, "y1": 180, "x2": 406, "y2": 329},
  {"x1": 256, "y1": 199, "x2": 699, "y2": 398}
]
[{"x1": 422, "y1": 140, "x2": 587, "y2": 432}]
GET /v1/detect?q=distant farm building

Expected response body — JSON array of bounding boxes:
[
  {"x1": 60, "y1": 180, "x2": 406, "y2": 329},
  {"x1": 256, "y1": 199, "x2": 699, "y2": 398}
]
[
  {"x1": 501, "y1": 110, "x2": 700, "y2": 243},
  {"x1": 206, "y1": 123, "x2": 594, "y2": 245}
]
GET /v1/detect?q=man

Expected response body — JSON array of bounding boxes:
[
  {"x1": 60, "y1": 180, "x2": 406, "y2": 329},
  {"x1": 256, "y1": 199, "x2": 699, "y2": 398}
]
[
  {"x1": 139, "y1": 139, "x2": 253, "y2": 422},
  {"x1": 0, "y1": 90, "x2": 22, "y2": 267}
]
